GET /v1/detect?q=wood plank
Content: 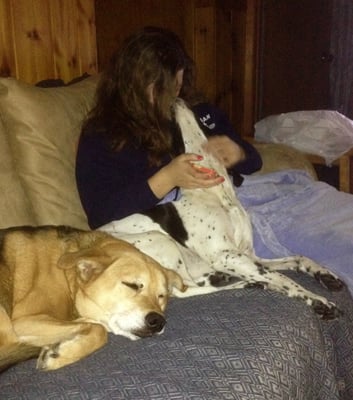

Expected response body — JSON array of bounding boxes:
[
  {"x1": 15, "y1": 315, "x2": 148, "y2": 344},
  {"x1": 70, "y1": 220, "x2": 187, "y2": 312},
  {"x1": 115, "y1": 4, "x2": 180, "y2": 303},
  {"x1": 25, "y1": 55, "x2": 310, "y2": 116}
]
[
  {"x1": 0, "y1": 0, "x2": 97, "y2": 83},
  {"x1": 49, "y1": 0, "x2": 98, "y2": 80},
  {"x1": 214, "y1": 5, "x2": 233, "y2": 118},
  {"x1": 339, "y1": 155, "x2": 350, "y2": 193},
  {"x1": 194, "y1": 5, "x2": 216, "y2": 102},
  {"x1": 0, "y1": 0, "x2": 16, "y2": 77},
  {"x1": 76, "y1": 0, "x2": 97, "y2": 77},
  {"x1": 231, "y1": 0, "x2": 261, "y2": 137},
  {"x1": 242, "y1": 0, "x2": 260, "y2": 136},
  {"x1": 11, "y1": 0, "x2": 54, "y2": 83},
  {"x1": 95, "y1": 0, "x2": 188, "y2": 70},
  {"x1": 49, "y1": 0, "x2": 81, "y2": 80}
]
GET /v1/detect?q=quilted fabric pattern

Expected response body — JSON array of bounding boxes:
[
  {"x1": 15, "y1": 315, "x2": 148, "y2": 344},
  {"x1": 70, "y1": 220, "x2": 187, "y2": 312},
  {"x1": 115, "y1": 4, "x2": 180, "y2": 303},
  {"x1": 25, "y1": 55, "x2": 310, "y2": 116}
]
[{"x1": 1, "y1": 274, "x2": 352, "y2": 400}]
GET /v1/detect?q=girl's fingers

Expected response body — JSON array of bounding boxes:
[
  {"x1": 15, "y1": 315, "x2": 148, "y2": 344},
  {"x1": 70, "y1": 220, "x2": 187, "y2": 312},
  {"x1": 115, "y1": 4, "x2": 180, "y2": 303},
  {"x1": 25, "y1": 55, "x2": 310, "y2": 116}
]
[{"x1": 192, "y1": 175, "x2": 225, "y2": 188}]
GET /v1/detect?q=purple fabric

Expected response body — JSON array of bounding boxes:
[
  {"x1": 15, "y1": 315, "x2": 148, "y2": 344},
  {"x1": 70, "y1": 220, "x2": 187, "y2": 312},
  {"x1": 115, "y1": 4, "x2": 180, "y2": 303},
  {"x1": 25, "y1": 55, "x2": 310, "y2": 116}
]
[{"x1": 237, "y1": 170, "x2": 353, "y2": 295}]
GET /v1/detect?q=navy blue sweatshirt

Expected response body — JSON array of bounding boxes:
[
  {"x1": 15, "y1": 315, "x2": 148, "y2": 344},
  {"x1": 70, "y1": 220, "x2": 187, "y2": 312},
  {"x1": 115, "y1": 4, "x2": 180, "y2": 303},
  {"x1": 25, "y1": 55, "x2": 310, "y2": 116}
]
[{"x1": 75, "y1": 102, "x2": 262, "y2": 228}]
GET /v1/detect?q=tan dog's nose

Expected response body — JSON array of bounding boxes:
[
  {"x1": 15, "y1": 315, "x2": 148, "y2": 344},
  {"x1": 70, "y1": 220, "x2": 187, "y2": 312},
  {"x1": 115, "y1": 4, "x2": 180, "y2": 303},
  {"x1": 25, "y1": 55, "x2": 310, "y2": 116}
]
[{"x1": 145, "y1": 312, "x2": 166, "y2": 333}]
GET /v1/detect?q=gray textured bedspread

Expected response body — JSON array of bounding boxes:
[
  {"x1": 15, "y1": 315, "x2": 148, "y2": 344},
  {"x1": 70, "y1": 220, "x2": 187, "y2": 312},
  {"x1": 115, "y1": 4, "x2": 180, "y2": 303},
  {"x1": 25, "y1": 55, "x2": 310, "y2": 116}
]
[{"x1": 1, "y1": 273, "x2": 352, "y2": 400}]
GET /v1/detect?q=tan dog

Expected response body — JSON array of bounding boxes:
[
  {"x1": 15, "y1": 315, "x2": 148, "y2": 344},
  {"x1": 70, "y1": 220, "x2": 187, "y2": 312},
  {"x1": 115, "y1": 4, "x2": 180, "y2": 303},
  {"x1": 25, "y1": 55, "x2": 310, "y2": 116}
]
[{"x1": 0, "y1": 226, "x2": 185, "y2": 371}]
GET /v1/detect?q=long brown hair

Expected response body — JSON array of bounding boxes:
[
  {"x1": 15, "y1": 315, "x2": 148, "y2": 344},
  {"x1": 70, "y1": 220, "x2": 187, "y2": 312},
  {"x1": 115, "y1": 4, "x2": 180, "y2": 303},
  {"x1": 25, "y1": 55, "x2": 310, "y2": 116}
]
[{"x1": 84, "y1": 27, "x2": 196, "y2": 165}]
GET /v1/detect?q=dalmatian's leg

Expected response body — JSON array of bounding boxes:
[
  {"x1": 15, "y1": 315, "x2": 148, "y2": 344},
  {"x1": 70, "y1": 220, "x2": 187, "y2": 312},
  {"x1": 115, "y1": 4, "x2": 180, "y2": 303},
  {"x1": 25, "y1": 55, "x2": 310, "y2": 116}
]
[
  {"x1": 209, "y1": 251, "x2": 341, "y2": 320},
  {"x1": 101, "y1": 222, "x2": 218, "y2": 288},
  {"x1": 172, "y1": 279, "x2": 249, "y2": 297},
  {"x1": 254, "y1": 255, "x2": 344, "y2": 291},
  {"x1": 118, "y1": 231, "x2": 250, "y2": 297}
]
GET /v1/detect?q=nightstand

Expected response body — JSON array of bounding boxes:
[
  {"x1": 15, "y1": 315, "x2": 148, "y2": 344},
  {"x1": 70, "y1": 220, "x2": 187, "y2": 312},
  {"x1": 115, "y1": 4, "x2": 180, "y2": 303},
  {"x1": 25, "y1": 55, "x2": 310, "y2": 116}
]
[{"x1": 307, "y1": 149, "x2": 353, "y2": 194}]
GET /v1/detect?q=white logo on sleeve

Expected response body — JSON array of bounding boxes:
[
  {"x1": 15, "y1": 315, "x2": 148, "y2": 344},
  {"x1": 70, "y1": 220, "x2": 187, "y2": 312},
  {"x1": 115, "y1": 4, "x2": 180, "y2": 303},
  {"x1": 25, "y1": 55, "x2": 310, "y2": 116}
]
[{"x1": 200, "y1": 114, "x2": 215, "y2": 130}]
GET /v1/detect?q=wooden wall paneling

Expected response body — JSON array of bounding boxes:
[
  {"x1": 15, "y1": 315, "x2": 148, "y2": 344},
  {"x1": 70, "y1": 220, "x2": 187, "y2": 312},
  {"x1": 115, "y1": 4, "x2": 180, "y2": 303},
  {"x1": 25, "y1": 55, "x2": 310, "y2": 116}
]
[
  {"x1": 230, "y1": 3, "x2": 246, "y2": 135},
  {"x1": 95, "y1": 0, "x2": 189, "y2": 70},
  {"x1": 242, "y1": 0, "x2": 260, "y2": 136},
  {"x1": 0, "y1": 0, "x2": 97, "y2": 83},
  {"x1": 10, "y1": 0, "x2": 54, "y2": 83},
  {"x1": 94, "y1": 0, "x2": 260, "y2": 136},
  {"x1": 258, "y1": 0, "x2": 332, "y2": 118},
  {"x1": 0, "y1": 0, "x2": 15, "y2": 77},
  {"x1": 95, "y1": 0, "x2": 140, "y2": 67},
  {"x1": 76, "y1": 0, "x2": 97, "y2": 76},
  {"x1": 214, "y1": 5, "x2": 233, "y2": 119},
  {"x1": 194, "y1": 4, "x2": 217, "y2": 102},
  {"x1": 193, "y1": 1, "x2": 260, "y2": 137},
  {"x1": 49, "y1": 0, "x2": 81, "y2": 79},
  {"x1": 182, "y1": 1, "x2": 196, "y2": 63}
]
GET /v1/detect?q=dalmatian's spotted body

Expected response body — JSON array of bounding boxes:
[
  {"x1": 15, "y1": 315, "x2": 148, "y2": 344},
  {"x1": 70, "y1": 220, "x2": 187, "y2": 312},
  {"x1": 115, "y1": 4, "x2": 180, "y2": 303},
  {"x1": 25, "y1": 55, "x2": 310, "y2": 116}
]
[{"x1": 101, "y1": 99, "x2": 343, "y2": 320}]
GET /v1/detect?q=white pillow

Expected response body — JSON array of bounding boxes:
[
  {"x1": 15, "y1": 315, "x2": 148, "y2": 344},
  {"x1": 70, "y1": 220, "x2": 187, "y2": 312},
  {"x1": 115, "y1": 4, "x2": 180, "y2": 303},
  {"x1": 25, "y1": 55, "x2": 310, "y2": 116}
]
[{"x1": 255, "y1": 110, "x2": 353, "y2": 165}]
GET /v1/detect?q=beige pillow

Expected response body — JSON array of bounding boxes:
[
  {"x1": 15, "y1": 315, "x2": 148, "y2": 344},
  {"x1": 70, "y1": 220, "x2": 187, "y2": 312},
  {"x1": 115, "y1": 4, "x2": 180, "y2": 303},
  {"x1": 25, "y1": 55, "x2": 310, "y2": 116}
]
[
  {"x1": 0, "y1": 75, "x2": 99, "y2": 229},
  {"x1": 254, "y1": 142, "x2": 318, "y2": 180},
  {"x1": 0, "y1": 116, "x2": 37, "y2": 228}
]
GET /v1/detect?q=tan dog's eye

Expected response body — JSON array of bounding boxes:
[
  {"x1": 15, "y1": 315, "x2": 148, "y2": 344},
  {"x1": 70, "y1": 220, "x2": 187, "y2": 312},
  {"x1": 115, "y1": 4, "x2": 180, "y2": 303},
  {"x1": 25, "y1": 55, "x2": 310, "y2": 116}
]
[
  {"x1": 158, "y1": 294, "x2": 165, "y2": 299},
  {"x1": 122, "y1": 281, "x2": 143, "y2": 291}
]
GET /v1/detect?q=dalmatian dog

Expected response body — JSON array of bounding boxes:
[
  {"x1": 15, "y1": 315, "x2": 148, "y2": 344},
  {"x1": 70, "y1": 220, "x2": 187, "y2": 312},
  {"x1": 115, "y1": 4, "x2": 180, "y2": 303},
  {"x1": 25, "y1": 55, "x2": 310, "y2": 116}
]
[{"x1": 100, "y1": 99, "x2": 344, "y2": 320}]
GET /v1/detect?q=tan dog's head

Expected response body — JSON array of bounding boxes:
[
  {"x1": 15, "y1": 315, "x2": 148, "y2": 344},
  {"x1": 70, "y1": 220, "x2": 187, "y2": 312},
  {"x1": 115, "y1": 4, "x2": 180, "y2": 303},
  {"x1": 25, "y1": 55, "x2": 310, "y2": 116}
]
[{"x1": 58, "y1": 237, "x2": 186, "y2": 340}]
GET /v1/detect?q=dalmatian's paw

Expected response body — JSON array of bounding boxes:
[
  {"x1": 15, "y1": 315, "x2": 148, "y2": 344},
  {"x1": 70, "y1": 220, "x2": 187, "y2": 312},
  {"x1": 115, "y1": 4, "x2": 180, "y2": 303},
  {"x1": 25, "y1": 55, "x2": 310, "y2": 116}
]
[
  {"x1": 311, "y1": 299, "x2": 342, "y2": 320},
  {"x1": 314, "y1": 272, "x2": 344, "y2": 292},
  {"x1": 244, "y1": 281, "x2": 269, "y2": 290},
  {"x1": 207, "y1": 272, "x2": 241, "y2": 287}
]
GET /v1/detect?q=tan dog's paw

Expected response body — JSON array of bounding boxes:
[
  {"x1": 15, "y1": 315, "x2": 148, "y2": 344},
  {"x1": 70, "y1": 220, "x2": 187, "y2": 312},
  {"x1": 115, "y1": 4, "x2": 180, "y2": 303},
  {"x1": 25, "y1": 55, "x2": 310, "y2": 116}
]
[
  {"x1": 36, "y1": 324, "x2": 107, "y2": 370},
  {"x1": 37, "y1": 343, "x2": 62, "y2": 371}
]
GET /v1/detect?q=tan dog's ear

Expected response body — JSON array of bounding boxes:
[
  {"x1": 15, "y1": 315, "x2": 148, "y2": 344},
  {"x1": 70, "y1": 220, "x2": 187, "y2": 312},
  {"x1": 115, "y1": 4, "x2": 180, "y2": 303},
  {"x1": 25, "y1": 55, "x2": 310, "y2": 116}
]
[
  {"x1": 165, "y1": 269, "x2": 187, "y2": 292},
  {"x1": 58, "y1": 249, "x2": 112, "y2": 282},
  {"x1": 75, "y1": 260, "x2": 104, "y2": 283}
]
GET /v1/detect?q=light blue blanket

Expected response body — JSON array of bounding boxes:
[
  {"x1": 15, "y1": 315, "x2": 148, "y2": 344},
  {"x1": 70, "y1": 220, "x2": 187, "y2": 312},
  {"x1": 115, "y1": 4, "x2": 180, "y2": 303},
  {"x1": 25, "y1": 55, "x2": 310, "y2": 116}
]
[{"x1": 237, "y1": 170, "x2": 353, "y2": 296}]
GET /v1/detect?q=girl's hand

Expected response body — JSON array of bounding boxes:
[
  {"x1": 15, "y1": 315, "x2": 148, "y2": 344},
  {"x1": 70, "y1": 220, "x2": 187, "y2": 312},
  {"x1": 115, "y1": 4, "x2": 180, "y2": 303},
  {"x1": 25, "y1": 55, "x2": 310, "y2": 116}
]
[
  {"x1": 203, "y1": 135, "x2": 245, "y2": 168},
  {"x1": 148, "y1": 153, "x2": 224, "y2": 199}
]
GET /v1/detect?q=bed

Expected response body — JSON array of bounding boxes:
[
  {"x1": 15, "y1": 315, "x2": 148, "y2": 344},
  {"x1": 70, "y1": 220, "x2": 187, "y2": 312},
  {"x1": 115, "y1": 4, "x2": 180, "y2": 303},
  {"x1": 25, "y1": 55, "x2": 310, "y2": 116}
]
[{"x1": 1, "y1": 2, "x2": 353, "y2": 399}]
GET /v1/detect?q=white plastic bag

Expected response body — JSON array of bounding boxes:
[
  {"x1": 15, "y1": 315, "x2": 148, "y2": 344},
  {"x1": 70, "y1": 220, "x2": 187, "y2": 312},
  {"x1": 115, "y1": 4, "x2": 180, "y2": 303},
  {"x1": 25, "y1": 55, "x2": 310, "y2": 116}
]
[{"x1": 254, "y1": 110, "x2": 353, "y2": 165}]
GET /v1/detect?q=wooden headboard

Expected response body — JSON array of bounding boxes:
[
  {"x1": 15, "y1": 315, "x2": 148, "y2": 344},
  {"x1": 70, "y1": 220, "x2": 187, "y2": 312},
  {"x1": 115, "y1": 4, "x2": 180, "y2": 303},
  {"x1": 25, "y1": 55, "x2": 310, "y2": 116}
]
[{"x1": 0, "y1": 0, "x2": 97, "y2": 84}]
